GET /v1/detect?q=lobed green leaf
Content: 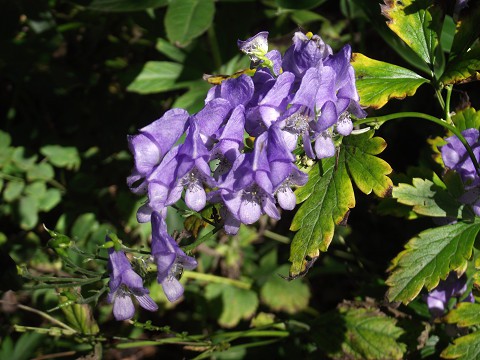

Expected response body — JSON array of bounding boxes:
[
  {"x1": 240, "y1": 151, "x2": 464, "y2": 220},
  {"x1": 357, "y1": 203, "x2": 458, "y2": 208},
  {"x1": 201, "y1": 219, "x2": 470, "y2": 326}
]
[
  {"x1": 441, "y1": 331, "x2": 480, "y2": 360},
  {"x1": 386, "y1": 221, "x2": 480, "y2": 304},
  {"x1": 444, "y1": 303, "x2": 480, "y2": 328},
  {"x1": 451, "y1": 107, "x2": 480, "y2": 132},
  {"x1": 440, "y1": 46, "x2": 480, "y2": 86},
  {"x1": 351, "y1": 53, "x2": 428, "y2": 109}
]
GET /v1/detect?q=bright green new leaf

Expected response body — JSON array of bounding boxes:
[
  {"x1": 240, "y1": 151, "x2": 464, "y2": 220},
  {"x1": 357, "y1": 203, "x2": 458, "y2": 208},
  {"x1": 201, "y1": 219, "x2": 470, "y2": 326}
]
[
  {"x1": 3, "y1": 180, "x2": 24, "y2": 202},
  {"x1": 440, "y1": 46, "x2": 480, "y2": 86},
  {"x1": 441, "y1": 331, "x2": 480, "y2": 360},
  {"x1": 290, "y1": 131, "x2": 391, "y2": 277},
  {"x1": 40, "y1": 145, "x2": 80, "y2": 170},
  {"x1": 445, "y1": 303, "x2": 480, "y2": 328},
  {"x1": 451, "y1": 107, "x2": 480, "y2": 131},
  {"x1": 88, "y1": 0, "x2": 168, "y2": 12},
  {"x1": 381, "y1": 0, "x2": 441, "y2": 68},
  {"x1": 205, "y1": 283, "x2": 258, "y2": 328},
  {"x1": 314, "y1": 305, "x2": 406, "y2": 360},
  {"x1": 165, "y1": 0, "x2": 215, "y2": 47},
  {"x1": 343, "y1": 130, "x2": 393, "y2": 197},
  {"x1": 127, "y1": 61, "x2": 194, "y2": 94},
  {"x1": 26, "y1": 163, "x2": 54, "y2": 181},
  {"x1": 392, "y1": 178, "x2": 464, "y2": 218},
  {"x1": 351, "y1": 53, "x2": 428, "y2": 109},
  {"x1": 386, "y1": 221, "x2": 480, "y2": 304},
  {"x1": 260, "y1": 265, "x2": 310, "y2": 314}
]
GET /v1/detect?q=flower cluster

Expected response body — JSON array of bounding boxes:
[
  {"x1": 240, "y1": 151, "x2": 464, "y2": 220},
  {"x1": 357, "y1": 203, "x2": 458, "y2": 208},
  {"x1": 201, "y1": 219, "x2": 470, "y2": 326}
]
[
  {"x1": 441, "y1": 128, "x2": 480, "y2": 215},
  {"x1": 424, "y1": 272, "x2": 474, "y2": 318},
  {"x1": 127, "y1": 31, "x2": 365, "y2": 235}
]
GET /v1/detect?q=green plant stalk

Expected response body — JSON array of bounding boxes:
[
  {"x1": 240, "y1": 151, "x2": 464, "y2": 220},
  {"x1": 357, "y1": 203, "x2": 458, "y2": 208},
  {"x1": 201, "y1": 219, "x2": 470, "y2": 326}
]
[
  {"x1": 182, "y1": 225, "x2": 222, "y2": 252},
  {"x1": 263, "y1": 230, "x2": 290, "y2": 244},
  {"x1": 445, "y1": 84, "x2": 453, "y2": 124},
  {"x1": 207, "y1": 26, "x2": 223, "y2": 71},
  {"x1": 354, "y1": 111, "x2": 480, "y2": 176},
  {"x1": 182, "y1": 271, "x2": 252, "y2": 290},
  {"x1": 0, "y1": 300, "x2": 77, "y2": 334}
]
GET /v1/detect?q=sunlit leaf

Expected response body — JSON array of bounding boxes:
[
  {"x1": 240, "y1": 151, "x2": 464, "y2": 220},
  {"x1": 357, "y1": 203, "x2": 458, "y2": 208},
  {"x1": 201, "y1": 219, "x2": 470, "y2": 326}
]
[
  {"x1": 165, "y1": 0, "x2": 215, "y2": 47},
  {"x1": 290, "y1": 131, "x2": 391, "y2": 277},
  {"x1": 314, "y1": 304, "x2": 406, "y2": 360},
  {"x1": 445, "y1": 303, "x2": 480, "y2": 328},
  {"x1": 127, "y1": 61, "x2": 194, "y2": 94},
  {"x1": 352, "y1": 53, "x2": 428, "y2": 109},
  {"x1": 441, "y1": 331, "x2": 480, "y2": 360},
  {"x1": 386, "y1": 221, "x2": 480, "y2": 304},
  {"x1": 440, "y1": 46, "x2": 480, "y2": 86},
  {"x1": 451, "y1": 107, "x2": 480, "y2": 132},
  {"x1": 381, "y1": 0, "x2": 441, "y2": 68}
]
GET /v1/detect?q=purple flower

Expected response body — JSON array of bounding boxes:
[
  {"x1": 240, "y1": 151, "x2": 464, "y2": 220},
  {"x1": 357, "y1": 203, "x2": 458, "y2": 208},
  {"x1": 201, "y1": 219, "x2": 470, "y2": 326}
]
[
  {"x1": 107, "y1": 243, "x2": 158, "y2": 321},
  {"x1": 150, "y1": 212, "x2": 197, "y2": 302},
  {"x1": 441, "y1": 128, "x2": 480, "y2": 188},
  {"x1": 237, "y1": 31, "x2": 269, "y2": 63},
  {"x1": 127, "y1": 109, "x2": 189, "y2": 194},
  {"x1": 424, "y1": 272, "x2": 474, "y2": 317}
]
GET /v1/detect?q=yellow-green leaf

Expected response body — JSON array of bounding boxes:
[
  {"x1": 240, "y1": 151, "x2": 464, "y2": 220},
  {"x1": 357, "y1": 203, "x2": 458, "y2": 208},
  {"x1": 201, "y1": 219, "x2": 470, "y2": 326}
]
[{"x1": 352, "y1": 53, "x2": 428, "y2": 109}]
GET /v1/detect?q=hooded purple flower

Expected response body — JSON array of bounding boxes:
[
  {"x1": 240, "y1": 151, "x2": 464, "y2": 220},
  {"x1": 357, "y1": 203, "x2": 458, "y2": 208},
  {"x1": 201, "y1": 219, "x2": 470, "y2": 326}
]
[
  {"x1": 424, "y1": 272, "x2": 474, "y2": 317},
  {"x1": 127, "y1": 108, "x2": 189, "y2": 194},
  {"x1": 150, "y1": 211, "x2": 197, "y2": 302},
  {"x1": 441, "y1": 128, "x2": 480, "y2": 188},
  {"x1": 107, "y1": 243, "x2": 158, "y2": 321}
]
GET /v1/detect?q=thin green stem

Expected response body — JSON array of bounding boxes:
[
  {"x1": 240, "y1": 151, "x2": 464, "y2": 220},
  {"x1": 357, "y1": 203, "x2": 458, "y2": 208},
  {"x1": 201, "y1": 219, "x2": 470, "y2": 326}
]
[
  {"x1": 0, "y1": 300, "x2": 77, "y2": 334},
  {"x1": 435, "y1": 88, "x2": 445, "y2": 111},
  {"x1": 354, "y1": 111, "x2": 480, "y2": 177},
  {"x1": 182, "y1": 271, "x2": 252, "y2": 290},
  {"x1": 263, "y1": 230, "x2": 290, "y2": 244},
  {"x1": 445, "y1": 85, "x2": 453, "y2": 124},
  {"x1": 182, "y1": 225, "x2": 222, "y2": 252}
]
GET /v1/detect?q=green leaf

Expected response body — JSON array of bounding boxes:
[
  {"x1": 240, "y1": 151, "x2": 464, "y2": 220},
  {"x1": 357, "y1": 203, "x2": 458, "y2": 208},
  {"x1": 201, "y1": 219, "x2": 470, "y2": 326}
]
[
  {"x1": 12, "y1": 147, "x2": 37, "y2": 171},
  {"x1": 314, "y1": 305, "x2": 406, "y2": 360},
  {"x1": 155, "y1": 38, "x2": 186, "y2": 63},
  {"x1": 441, "y1": 331, "x2": 480, "y2": 360},
  {"x1": 38, "y1": 188, "x2": 62, "y2": 212},
  {"x1": 60, "y1": 296, "x2": 99, "y2": 335},
  {"x1": 40, "y1": 145, "x2": 80, "y2": 170},
  {"x1": 260, "y1": 265, "x2": 310, "y2": 314},
  {"x1": 88, "y1": 0, "x2": 168, "y2": 12},
  {"x1": 386, "y1": 221, "x2": 480, "y2": 304},
  {"x1": 205, "y1": 283, "x2": 258, "y2": 328},
  {"x1": 290, "y1": 154, "x2": 355, "y2": 276},
  {"x1": 290, "y1": 131, "x2": 391, "y2": 277},
  {"x1": 127, "y1": 61, "x2": 194, "y2": 94},
  {"x1": 275, "y1": 0, "x2": 327, "y2": 10},
  {"x1": 26, "y1": 163, "x2": 54, "y2": 181},
  {"x1": 3, "y1": 181, "x2": 25, "y2": 202},
  {"x1": 343, "y1": 130, "x2": 393, "y2": 197},
  {"x1": 71, "y1": 213, "x2": 98, "y2": 241},
  {"x1": 392, "y1": 177, "x2": 464, "y2": 218},
  {"x1": 451, "y1": 107, "x2": 480, "y2": 131},
  {"x1": 440, "y1": 15, "x2": 455, "y2": 53},
  {"x1": 165, "y1": 0, "x2": 215, "y2": 47},
  {"x1": 0, "y1": 130, "x2": 11, "y2": 150},
  {"x1": 351, "y1": 53, "x2": 428, "y2": 109},
  {"x1": 445, "y1": 303, "x2": 480, "y2": 328},
  {"x1": 381, "y1": 0, "x2": 441, "y2": 68},
  {"x1": 440, "y1": 46, "x2": 480, "y2": 86},
  {"x1": 172, "y1": 81, "x2": 211, "y2": 113},
  {"x1": 18, "y1": 196, "x2": 39, "y2": 230},
  {"x1": 450, "y1": 1, "x2": 480, "y2": 59}
]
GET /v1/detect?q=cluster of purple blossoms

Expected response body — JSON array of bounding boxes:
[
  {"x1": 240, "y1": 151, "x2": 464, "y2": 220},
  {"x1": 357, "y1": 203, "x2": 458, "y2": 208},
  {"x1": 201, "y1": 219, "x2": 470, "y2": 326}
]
[
  {"x1": 441, "y1": 128, "x2": 480, "y2": 216},
  {"x1": 424, "y1": 272, "x2": 474, "y2": 318},
  {"x1": 127, "y1": 31, "x2": 365, "y2": 235},
  {"x1": 110, "y1": 31, "x2": 365, "y2": 320}
]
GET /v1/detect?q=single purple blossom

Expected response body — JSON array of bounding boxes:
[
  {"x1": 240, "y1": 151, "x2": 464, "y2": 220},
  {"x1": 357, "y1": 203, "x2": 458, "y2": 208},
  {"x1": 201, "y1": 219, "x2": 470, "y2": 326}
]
[
  {"x1": 424, "y1": 272, "x2": 474, "y2": 317},
  {"x1": 150, "y1": 212, "x2": 197, "y2": 302},
  {"x1": 107, "y1": 243, "x2": 158, "y2": 321},
  {"x1": 237, "y1": 31, "x2": 269, "y2": 63}
]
